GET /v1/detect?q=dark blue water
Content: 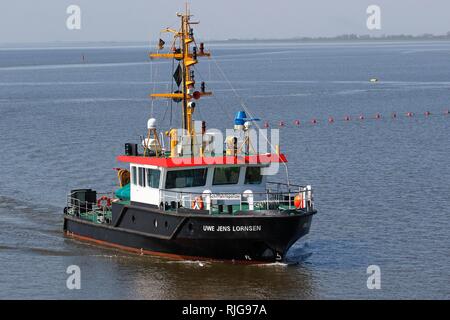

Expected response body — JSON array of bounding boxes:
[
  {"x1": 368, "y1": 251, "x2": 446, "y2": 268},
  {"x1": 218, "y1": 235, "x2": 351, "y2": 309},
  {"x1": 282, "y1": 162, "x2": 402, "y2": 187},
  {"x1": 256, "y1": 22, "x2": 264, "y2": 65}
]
[{"x1": 0, "y1": 41, "x2": 449, "y2": 299}]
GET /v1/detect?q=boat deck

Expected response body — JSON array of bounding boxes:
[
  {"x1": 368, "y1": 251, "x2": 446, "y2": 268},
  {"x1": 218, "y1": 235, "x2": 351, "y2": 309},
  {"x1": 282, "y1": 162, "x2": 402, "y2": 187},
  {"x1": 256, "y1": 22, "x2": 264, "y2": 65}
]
[
  {"x1": 65, "y1": 207, "x2": 112, "y2": 224},
  {"x1": 65, "y1": 200, "x2": 305, "y2": 225},
  {"x1": 65, "y1": 182, "x2": 314, "y2": 225}
]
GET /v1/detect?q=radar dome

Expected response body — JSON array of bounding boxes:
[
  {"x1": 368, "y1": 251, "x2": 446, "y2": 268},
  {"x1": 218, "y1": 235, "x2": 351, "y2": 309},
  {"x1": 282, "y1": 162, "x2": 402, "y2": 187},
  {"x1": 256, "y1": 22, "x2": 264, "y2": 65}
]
[{"x1": 147, "y1": 118, "x2": 157, "y2": 129}]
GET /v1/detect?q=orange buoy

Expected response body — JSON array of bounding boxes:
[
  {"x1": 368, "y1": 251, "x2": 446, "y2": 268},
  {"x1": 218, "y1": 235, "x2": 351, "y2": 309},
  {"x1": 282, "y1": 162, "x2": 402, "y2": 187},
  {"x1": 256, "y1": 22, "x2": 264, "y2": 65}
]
[
  {"x1": 311, "y1": 119, "x2": 317, "y2": 124},
  {"x1": 392, "y1": 112, "x2": 397, "y2": 118},
  {"x1": 279, "y1": 121, "x2": 285, "y2": 127},
  {"x1": 375, "y1": 113, "x2": 381, "y2": 119},
  {"x1": 191, "y1": 196, "x2": 204, "y2": 210},
  {"x1": 424, "y1": 111, "x2": 431, "y2": 116},
  {"x1": 344, "y1": 116, "x2": 351, "y2": 121},
  {"x1": 359, "y1": 114, "x2": 364, "y2": 120},
  {"x1": 328, "y1": 117, "x2": 334, "y2": 123},
  {"x1": 293, "y1": 119, "x2": 300, "y2": 126},
  {"x1": 406, "y1": 112, "x2": 414, "y2": 117},
  {"x1": 294, "y1": 193, "x2": 305, "y2": 209},
  {"x1": 263, "y1": 121, "x2": 269, "y2": 128}
]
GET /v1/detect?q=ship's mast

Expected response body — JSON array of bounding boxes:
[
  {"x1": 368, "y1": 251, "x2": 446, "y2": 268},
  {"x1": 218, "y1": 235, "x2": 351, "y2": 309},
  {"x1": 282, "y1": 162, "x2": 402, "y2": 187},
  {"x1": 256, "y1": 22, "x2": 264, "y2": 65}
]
[{"x1": 150, "y1": 4, "x2": 211, "y2": 137}]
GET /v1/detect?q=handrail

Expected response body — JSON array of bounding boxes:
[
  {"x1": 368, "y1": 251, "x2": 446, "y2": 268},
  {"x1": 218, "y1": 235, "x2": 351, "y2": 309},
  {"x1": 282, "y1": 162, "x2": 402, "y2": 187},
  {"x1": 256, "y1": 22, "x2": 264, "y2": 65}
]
[
  {"x1": 66, "y1": 191, "x2": 114, "y2": 218},
  {"x1": 158, "y1": 186, "x2": 314, "y2": 214},
  {"x1": 65, "y1": 183, "x2": 314, "y2": 218},
  {"x1": 266, "y1": 181, "x2": 304, "y2": 188},
  {"x1": 157, "y1": 182, "x2": 309, "y2": 196}
]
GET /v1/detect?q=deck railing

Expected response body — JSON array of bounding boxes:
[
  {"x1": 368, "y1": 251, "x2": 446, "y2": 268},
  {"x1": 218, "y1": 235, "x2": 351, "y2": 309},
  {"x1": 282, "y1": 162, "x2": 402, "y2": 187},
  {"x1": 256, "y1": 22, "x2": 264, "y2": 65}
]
[
  {"x1": 66, "y1": 192, "x2": 114, "y2": 223},
  {"x1": 65, "y1": 183, "x2": 314, "y2": 218},
  {"x1": 159, "y1": 183, "x2": 314, "y2": 214}
]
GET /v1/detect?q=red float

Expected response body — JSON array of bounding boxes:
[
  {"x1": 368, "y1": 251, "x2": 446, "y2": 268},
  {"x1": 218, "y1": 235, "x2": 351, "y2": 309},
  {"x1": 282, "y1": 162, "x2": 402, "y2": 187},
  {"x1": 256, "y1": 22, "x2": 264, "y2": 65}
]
[
  {"x1": 294, "y1": 194, "x2": 305, "y2": 209},
  {"x1": 97, "y1": 196, "x2": 112, "y2": 208},
  {"x1": 192, "y1": 91, "x2": 201, "y2": 100}
]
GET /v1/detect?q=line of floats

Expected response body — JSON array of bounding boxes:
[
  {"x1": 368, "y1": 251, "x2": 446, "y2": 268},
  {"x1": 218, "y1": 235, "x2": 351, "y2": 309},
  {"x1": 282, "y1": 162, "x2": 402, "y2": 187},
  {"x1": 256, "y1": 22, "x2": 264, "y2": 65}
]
[{"x1": 263, "y1": 109, "x2": 450, "y2": 128}]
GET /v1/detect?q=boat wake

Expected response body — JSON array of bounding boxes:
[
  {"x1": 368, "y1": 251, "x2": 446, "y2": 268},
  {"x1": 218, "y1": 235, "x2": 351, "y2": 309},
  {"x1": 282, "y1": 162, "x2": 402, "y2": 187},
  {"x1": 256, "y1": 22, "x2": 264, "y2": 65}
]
[
  {"x1": 0, "y1": 195, "x2": 67, "y2": 256},
  {"x1": 165, "y1": 260, "x2": 211, "y2": 267}
]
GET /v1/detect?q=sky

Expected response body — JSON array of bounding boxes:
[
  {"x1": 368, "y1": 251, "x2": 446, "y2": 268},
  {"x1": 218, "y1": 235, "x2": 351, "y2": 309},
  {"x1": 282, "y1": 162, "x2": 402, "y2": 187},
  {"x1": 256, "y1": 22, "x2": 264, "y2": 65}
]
[{"x1": 0, "y1": 0, "x2": 450, "y2": 44}]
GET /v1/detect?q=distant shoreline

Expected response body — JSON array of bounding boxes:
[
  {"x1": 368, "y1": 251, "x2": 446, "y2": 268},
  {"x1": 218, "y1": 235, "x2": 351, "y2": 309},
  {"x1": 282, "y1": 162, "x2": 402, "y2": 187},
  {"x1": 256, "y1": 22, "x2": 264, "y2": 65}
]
[
  {"x1": 214, "y1": 33, "x2": 450, "y2": 43},
  {"x1": 1, "y1": 34, "x2": 450, "y2": 49}
]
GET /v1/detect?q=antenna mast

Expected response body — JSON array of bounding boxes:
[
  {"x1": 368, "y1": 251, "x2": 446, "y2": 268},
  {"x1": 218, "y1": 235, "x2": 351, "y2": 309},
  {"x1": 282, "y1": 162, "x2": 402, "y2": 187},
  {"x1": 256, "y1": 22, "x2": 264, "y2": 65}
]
[{"x1": 149, "y1": 4, "x2": 212, "y2": 137}]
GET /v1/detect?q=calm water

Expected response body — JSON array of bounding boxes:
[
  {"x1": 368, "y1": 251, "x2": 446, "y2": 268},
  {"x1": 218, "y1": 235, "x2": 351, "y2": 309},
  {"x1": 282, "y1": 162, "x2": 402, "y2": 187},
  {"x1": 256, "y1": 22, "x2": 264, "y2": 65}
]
[{"x1": 0, "y1": 41, "x2": 449, "y2": 299}]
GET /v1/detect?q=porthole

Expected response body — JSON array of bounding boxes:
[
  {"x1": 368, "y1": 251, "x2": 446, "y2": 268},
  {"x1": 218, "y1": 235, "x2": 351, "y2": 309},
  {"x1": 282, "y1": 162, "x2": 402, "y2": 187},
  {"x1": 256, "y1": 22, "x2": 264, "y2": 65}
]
[
  {"x1": 164, "y1": 221, "x2": 168, "y2": 228},
  {"x1": 188, "y1": 223, "x2": 194, "y2": 232},
  {"x1": 154, "y1": 219, "x2": 158, "y2": 228},
  {"x1": 131, "y1": 215, "x2": 136, "y2": 223}
]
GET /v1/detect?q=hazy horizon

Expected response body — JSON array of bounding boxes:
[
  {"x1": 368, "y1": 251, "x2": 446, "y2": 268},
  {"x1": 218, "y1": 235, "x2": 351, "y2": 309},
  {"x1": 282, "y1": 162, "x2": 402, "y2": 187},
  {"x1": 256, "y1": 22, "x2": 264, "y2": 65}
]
[{"x1": 1, "y1": 0, "x2": 450, "y2": 44}]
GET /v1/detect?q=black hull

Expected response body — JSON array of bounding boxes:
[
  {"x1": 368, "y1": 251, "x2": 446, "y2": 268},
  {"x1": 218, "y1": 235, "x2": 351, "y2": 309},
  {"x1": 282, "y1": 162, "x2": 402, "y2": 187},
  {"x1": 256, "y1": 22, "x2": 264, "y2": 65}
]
[{"x1": 64, "y1": 202, "x2": 315, "y2": 262}]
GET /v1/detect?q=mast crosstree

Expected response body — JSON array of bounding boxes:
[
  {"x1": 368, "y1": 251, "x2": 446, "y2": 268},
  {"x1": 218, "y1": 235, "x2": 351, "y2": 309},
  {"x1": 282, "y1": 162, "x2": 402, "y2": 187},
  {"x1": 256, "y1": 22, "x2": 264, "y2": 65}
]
[{"x1": 149, "y1": 5, "x2": 212, "y2": 136}]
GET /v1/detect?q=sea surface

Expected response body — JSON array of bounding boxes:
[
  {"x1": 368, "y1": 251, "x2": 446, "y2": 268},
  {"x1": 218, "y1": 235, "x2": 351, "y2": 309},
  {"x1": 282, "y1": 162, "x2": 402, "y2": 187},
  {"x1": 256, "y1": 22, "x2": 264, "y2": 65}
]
[{"x1": 0, "y1": 41, "x2": 449, "y2": 299}]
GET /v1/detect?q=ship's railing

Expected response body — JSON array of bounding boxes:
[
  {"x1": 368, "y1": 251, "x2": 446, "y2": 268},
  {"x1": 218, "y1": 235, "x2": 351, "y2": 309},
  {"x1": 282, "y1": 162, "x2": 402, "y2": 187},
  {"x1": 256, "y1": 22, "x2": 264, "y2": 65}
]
[
  {"x1": 266, "y1": 181, "x2": 306, "y2": 194},
  {"x1": 65, "y1": 192, "x2": 114, "y2": 224},
  {"x1": 158, "y1": 185, "x2": 314, "y2": 214}
]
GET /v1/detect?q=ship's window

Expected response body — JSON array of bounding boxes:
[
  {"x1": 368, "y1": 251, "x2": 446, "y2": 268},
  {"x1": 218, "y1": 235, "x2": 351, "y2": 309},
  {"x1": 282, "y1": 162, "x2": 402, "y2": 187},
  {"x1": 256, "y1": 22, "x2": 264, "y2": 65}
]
[
  {"x1": 146, "y1": 169, "x2": 161, "y2": 189},
  {"x1": 165, "y1": 168, "x2": 208, "y2": 189},
  {"x1": 131, "y1": 166, "x2": 137, "y2": 185},
  {"x1": 245, "y1": 166, "x2": 262, "y2": 185},
  {"x1": 138, "y1": 167, "x2": 146, "y2": 187},
  {"x1": 213, "y1": 167, "x2": 240, "y2": 185}
]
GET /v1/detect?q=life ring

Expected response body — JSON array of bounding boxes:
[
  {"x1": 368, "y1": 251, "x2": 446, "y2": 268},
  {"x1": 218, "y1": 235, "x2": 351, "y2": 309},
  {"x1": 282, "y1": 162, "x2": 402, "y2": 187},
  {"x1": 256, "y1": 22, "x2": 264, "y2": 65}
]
[
  {"x1": 191, "y1": 196, "x2": 204, "y2": 210},
  {"x1": 294, "y1": 193, "x2": 305, "y2": 209},
  {"x1": 97, "y1": 196, "x2": 112, "y2": 208}
]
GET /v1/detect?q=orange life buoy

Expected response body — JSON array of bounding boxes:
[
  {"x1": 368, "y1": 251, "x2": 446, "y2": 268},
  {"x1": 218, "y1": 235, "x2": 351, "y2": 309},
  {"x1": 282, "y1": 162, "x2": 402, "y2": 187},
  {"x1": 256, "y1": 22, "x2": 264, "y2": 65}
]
[
  {"x1": 294, "y1": 193, "x2": 305, "y2": 209},
  {"x1": 97, "y1": 196, "x2": 112, "y2": 208},
  {"x1": 191, "y1": 196, "x2": 204, "y2": 210}
]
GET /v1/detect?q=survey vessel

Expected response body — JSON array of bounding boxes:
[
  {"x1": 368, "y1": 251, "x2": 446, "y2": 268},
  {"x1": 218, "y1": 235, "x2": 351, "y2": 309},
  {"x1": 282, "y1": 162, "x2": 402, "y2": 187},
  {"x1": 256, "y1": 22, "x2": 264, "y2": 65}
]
[{"x1": 63, "y1": 6, "x2": 317, "y2": 262}]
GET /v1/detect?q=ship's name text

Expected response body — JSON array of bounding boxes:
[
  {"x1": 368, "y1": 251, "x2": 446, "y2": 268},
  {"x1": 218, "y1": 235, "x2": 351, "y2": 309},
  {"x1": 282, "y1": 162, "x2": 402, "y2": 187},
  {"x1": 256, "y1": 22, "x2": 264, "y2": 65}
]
[{"x1": 202, "y1": 225, "x2": 262, "y2": 232}]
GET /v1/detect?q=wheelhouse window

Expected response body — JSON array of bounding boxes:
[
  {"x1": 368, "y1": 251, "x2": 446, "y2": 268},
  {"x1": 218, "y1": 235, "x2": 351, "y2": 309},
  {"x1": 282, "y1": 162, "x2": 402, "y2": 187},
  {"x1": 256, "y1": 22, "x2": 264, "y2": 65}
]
[
  {"x1": 138, "y1": 167, "x2": 146, "y2": 187},
  {"x1": 245, "y1": 166, "x2": 262, "y2": 185},
  {"x1": 146, "y1": 168, "x2": 161, "y2": 188},
  {"x1": 213, "y1": 167, "x2": 240, "y2": 185},
  {"x1": 165, "y1": 168, "x2": 208, "y2": 189},
  {"x1": 131, "y1": 166, "x2": 137, "y2": 185}
]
